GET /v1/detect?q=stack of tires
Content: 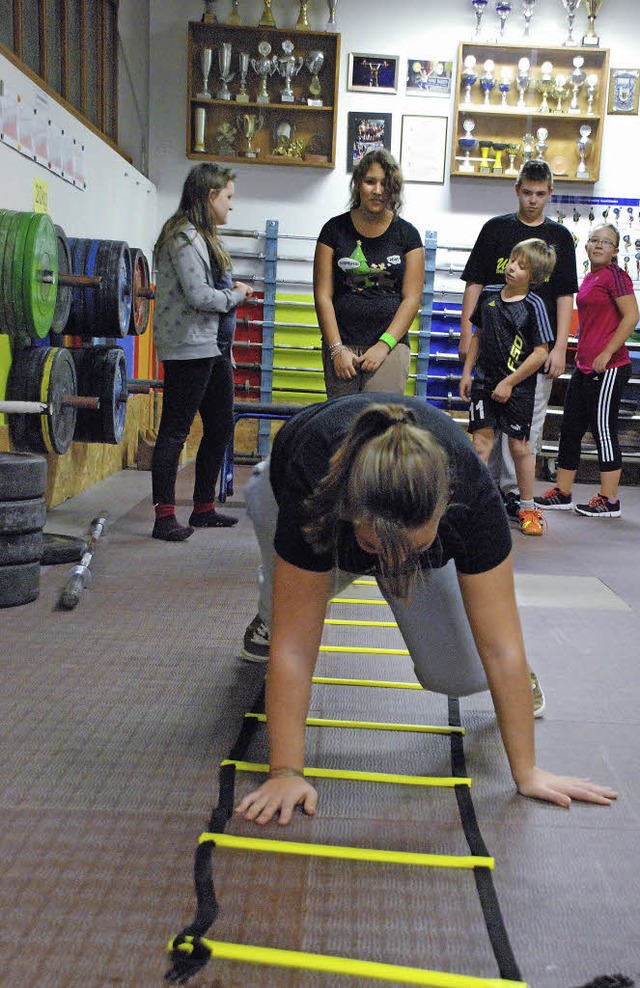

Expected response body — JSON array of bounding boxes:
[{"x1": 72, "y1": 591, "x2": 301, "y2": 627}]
[{"x1": 0, "y1": 452, "x2": 47, "y2": 607}]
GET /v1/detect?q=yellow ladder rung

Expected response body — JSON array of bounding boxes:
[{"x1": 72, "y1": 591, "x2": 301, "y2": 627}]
[
  {"x1": 353, "y1": 579, "x2": 379, "y2": 585},
  {"x1": 221, "y1": 760, "x2": 470, "y2": 788},
  {"x1": 245, "y1": 712, "x2": 464, "y2": 735},
  {"x1": 312, "y1": 675, "x2": 424, "y2": 690},
  {"x1": 325, "y1": 618, "x2": 398, "y2": 627},
  {"x1": 319, "y1": 645, "x2": 410, "y2": 655},
  {"x1": 168, "y1": 936, "x2": 527, "y2": 987},
  {"x1": 331, "y1": 597, "x2": 390, "y2": 605},
  {"x1": 199, "y1": 832, "x2": 492, "y2": 870}
]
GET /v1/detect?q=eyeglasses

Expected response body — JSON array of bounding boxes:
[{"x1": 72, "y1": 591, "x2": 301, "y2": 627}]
[{"x1": 587, "y1": 238, "x2": 617, "y2": 248}]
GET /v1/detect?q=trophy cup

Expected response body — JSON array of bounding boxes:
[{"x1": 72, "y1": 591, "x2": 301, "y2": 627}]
[
  {"x1": 522, "y1": 131, "x2": 535, "y2": 161},
  {"x1": 552, "y1": 72, "x2": 569, "y2": 112},
  {"x1": 215, "y1": 121, "x2": 237, "y2": 156},
  {"x1": 471, "y1": 0, "x2": 489, "y2": 38},
  {"x1": 216, "y1": 42, "x2": 234, "y2": 101},
  {"x1": 583, "y1": 0, "x2": 604, "y2": 46},
  {"x1": 226, "y1": 0, "x2": 243, "y2": 25},
  {"x1": 561, "y1": 0, "x2": 584, "y2": 46},
  {"x1": 278, "y1": 41, "x2": 304, "y2": 103},
  {"x1": 252, "y1": 41, "x2": 278, "y2": 104},
  {"x1": 480, "y1": 59, "x2": 496, "y2": 105},
  {"x1": 193, "y1": 107, "x2": 207, "y2": 152},
  {"x1": 534, "y1": 126, "x2": 548, "y2": 160},
  {"x1": 505, "y1": 142, "x2": 520, "y2": 176},
  {"x1": 461, "y1": 55, "x2": 478, "y2": 104},
  {"x1": 196, "y1": 47, "x2": 213, "y2": 98},
  {"x1": 586, "y1": 73, "x2": 598, "y2": 113},
  {"x1": 296, "y1": 0, "x2": 310, "y2": 29},
  {"x1": 498, "y1": 67, "x2": 512, "y2": 107},
  {"x1": 479, "y1": 140, "x2": 493, "y2": 173},
  {"x1": 492, "y1": 142, "x2": 507, "y2": 174},
  {"x1": 521, "y1": 0, "x2": 537, "y2": 37},
  {"x1": 305, "y1": 50, "x2": 325, "y2": 106},
  {"x1": 496, "y1": 1, "x2": 513, "y2": 38},
  {"x1": 458, "y1": 118, "x2": 478, "y2": 172},
  {"x1": 236, "y1": 53, "x2": 250, "y2": 102},
  {"x1": 576, "y1": 124, "x2": 591, "y2": 177},
  {"x1": 259, "y1": 0, "x2": 277, "y2": 26},
  {"x1": 237, "y1": 112, "x2": 264, "y2": 157},
  {"x1": 202, "y1": 0, "x2": 217, "y2": 23},
  {"x1": 536, "y1": 61, "x2": 554, "y2": 112},
  {"x1": 516, "y1": 57, "x2": 530, "y2": 108},
  {"x1": 326, "y1": 0, "x2": 339, "y2": 30},
  {"x1": 568, "y1": 56, "x2": 586, "y2": 113}
]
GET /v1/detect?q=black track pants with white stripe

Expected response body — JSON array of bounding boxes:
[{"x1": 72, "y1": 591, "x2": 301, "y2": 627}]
[{"x1": 557, "y1": 364, "x2": 632, "y2": 473}]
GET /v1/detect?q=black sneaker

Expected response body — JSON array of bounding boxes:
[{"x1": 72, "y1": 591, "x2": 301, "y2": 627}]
[
  {"x1": 534, "y1": 486, "x2": 572, "y2": 510},
  {"x1": 502, "y1": 490, "x2": 521, "y2": 520},
  {"x1": 242, "y1": 613, "x2": 270, "y2": 662},
  {"x1": 575, "y1": 494, "x2": 621, "y2": 518}
]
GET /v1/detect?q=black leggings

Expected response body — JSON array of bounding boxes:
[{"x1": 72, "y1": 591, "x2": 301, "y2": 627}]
[
  {"x1": 151, "y1": 352, "x2": 234, "y2": 505},
  {"x1": 557, "y1": 364, "x2": 631, "y2": 474}
]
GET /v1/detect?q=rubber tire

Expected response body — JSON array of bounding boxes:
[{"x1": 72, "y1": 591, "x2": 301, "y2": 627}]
[
  {"x1": 0, "y1": 497, "x2": 47, "y2": 535},
  {"x1": 41, "y1": 533, "x2": 87, "y2": 566},
  {"x1": 0, "y1": 529, "x2": 44, "y2": 565},
  {"x1": 0, "y1": 560, "x2": 40, "y2": 608},
  {"x1": 0, "y1": 452, "x2": 47, "y2": 500}
]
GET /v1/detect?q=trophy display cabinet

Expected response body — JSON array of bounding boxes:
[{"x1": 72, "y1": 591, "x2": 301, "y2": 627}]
[
  {"x1": 451, "y1": 41, "x2": 610, "y2": 183},
  {"x1": 186, "y1": 21, "x2": 340, "y2": 169}
]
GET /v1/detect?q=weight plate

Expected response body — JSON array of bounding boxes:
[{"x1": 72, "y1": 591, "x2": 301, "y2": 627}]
[
  {"x1": 0, "y1": 210, "x2": 18, "y2": 333},
  {"x1": 84, "y1": 238, "x2": 101, "y2": 331},
  {"x1": 67, "y1": 237, "x2": 93, "y2": 337},
  {"x1": 41, "y1": 532, "x2": 87, "y2": 565},
  {"x1": 1, "y1": 212, "x2": 24, "y2": 336},
  {"x1": 7, "y1": 346, "x2": 47, "y2": 453},
  {"x1": 11, "y1": 213, "x2": 33, "y2": 336},
  {"x1": 7, "y1": 346, "x2": 77, "y2": 455},
  {"x1": 71, "y1": 345, "x2": 127, "y2": 444},
  {"x1": 0, "y1": 451, "x2": 47, "y2": 500},
  {"x1": 51, "y1": 225, "x2": 73, "y2": 335},
  {"x1": 0, "y1": 560, "x2": 40, "y2": 608},
  {"x1": 0, "y1": 496, "x2": 47, "y2": 534},
  {"x1": 96, "y1": 241, "x2": 131, "y2": 338},
  {"x1": 0, "y1": 529, "x2": 44, "y2": 566},
  {"x1": 129, "y1": 248, "x2": 151, "y2": 336},
  {"x1": 22, "y1": 212, "x2": 58, "y2": 339}
]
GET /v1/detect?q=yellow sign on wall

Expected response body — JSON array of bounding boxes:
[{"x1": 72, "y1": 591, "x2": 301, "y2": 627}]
[{"x1": 33, "y1": 178, "x2": 49, "y2": 213}]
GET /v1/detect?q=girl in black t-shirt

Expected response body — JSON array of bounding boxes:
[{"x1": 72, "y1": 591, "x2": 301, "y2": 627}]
[{"x1": 236, "y1": 396, "x2": 616, "y2": 826}]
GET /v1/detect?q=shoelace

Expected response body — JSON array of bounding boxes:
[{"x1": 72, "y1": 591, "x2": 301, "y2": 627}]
[{"x1": 520, "y1": 508, "x2": 548, "y2": 533}]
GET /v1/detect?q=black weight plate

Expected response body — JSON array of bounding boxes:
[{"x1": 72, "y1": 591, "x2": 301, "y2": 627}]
[
  {"x1": 0, "y1": 530, "x2": 44, "y2": 565},
  {"x1": 128, "y1": 248, "x2": 151, "y2": 336},
  {"x1": 41, "y1": 532, "x2": 87, "y2": 565},
  {"x1": 7, "y1": 347, "x2": 77, "y2": 455},
  {"x1": 7, "y1": 346, "x2": 49, "y2": 453},
  {"x1": 71, "y1": 345, "x2": 127, "y2": 444},
  {"x1": 0, "y1": 209, "x2": 18, "y2": 333},
  {"x1": 96, "y1": 240, "x2": 131, "y2": 337},
  {"x1": 51, "y1": 225, "x2": 73, "y2": 335},
  {"x1": 66, "y1": 237, "x2": 94, "y2": 337},
  {"x1": 0, "y1": 451, "x2": 47, "y2": 500},
  {"x1": 43, "y1": 347, "x2": 78, "y2": 453},
  {"x1": 0, "y1": 496, "x2": 47, "y2": 535},
  {"x1": 83, "y1": 238, "x2": 102, "y2": 331},
  {"x1": 0, "y1": 560, "x2": 40, "y2": 608}
]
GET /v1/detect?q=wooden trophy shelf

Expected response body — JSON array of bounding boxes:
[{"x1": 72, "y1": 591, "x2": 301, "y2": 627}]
[
  {"x1": 452, "y1": 41, "x2": 609, "y2": 183},
  {"x1": 187, "y1": 21, "x2": 340, "y2": 169}
]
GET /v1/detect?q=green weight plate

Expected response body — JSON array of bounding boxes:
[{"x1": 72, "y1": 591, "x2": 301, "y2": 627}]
[
  {"x1": 23, "y1": 213, "x2": 58, "y2": 339},
  {"x1": 0, "y1": 210, "x2": 18, "y2": 333},
  {"x1": 51, "y1": 225, "x2": 72, "y2": 335},
  {"x1": 10, "y1": 213, "x2": 33, "y2": 336},
  {"x1": 1, "y1": 212, "x2": 24, "y2": 337}
]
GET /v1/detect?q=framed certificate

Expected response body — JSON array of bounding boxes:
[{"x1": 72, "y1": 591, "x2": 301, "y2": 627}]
[{"x1": 399, "y1": 114, "x2": 448, "y2": 184}]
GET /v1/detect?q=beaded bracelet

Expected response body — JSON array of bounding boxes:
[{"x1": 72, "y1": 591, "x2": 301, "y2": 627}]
[
  {"x1": 328, "y1": 342, "x2": 346, "y2": 360},
  {"x1": 268, "y1": 767, "x2": 305, "y2": 779},
  {"x1": 379, "y1": 332, "x2": 397, "y2": 351}
]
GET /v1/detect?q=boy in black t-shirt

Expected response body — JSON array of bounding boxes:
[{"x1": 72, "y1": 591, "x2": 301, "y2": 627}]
[{"x1": 460, "y1": 238, "x2": 556, "y2": 537}]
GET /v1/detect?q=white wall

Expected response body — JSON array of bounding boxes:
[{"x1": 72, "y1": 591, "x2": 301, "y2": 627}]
[{"x1": 149, "y1": 0, "x2": 640, "y2": 252}]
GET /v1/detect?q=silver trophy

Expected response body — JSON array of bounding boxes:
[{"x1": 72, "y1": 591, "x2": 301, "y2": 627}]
[
  {"x1": 251, "y1": 41, "x2": 278, "y2": 105},
  {"x1": 326, "y1": 0, "x2": 339, "y2": 29},
  {"x1": 552, "y1": 72, "x2": 569, "y2": 112},
  {"x1": 521, "y1": 0, "x2": 538, "y2": 37},
  {"x1": 505, "y1": 143, "x2": 520, "y2": 176},
  {"x1": 193, "y1": 107, "x2": 207, "y2": 152},
  {"x1": 278, "y1": 40, "x2": 304, "y2": 103},
  {"x1": 560, "y1": 0, "x2": 584, "y2": 46},
  {"x1": 516, "y1": 56, "x2": 530, "y2": 108},
  {"x1": 197, "y1": 47, "x2": 213, "y2": 98},
  {"x1": 568, "y1": 56, "x2": 586, "y2": 113},
  {"x1": 586, "y1": 73, "x2": 598, "y2": 113},
  {"x1": 237, "y1": 112, "x2": 264, "y2": 157},
  {"x1": 458, "y1": 117, "x2": 478, "y2": 173},
  {"x1": 472, "y1": 0, "x2": 489, "y2": 37},
  {"x1": 522, "y1": 132, "x2": 535, "y2": 162},
  {"x1": 583, "y1": 0, "x2": 604, "y2": 45},
  {"x1": 216, "y1": 42, "x2": 234, "y2": 101},
  {"x1": 236, "y1": 52, "x2": 250, "y2": 103},
  {"x1": 498, "y1": 67, "x2": 512, "y2": 107},
  {"x1": 461, "y1": 55, "x2": 478, "y2": 104},
  {"x1": 536, "y1": 60, "x2": 554, "y2": 112},
  {"x1": 496, "y1": 1, "x2": 513, "y2": 37},
  {"x1": 576, "y1": 124, "x2": 591, "y2": 177},
  {"x1": 534, "y1": 127, "x2": 548, "y2": 160},
  {"x1": 480, "y1": 59, "x2": 495, "y2": 105},
  {"x1": 305, "y1": 50, "x2": 325, "y2": 106}
]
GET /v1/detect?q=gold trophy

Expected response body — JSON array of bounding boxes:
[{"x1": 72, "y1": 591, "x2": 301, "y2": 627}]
[
  {"x1": 237, "y1": 112, "x2": 264, "y2": 158},
  {"x1": 582, "y1": 0, "x2": 604, "y2": 46},
  {"x1": 296, "y1": 0, "x2": 310, "y2": 29},
  {"x1": 258, "y1": 0, "x2": 277, "y2": 27}
]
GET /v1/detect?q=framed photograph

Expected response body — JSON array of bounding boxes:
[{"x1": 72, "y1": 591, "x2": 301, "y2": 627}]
[
  {"x1": 406, "y1": 59, "x2": 453, "y2": 98},
  {"x1": 400, "y1": 114, "x2": 448, "y2": 184},
  {"x1": 347, "y1": 53, "x2": 399, "y2": 94},
  {"x1": 347, "y1": 112, "x2": 392, "y2": 173},
  {"x1": 607, "y1": 68, "x2": 640, "y2": 115}
]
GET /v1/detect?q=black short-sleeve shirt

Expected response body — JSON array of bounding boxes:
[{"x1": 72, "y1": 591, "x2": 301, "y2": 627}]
[
  {"x1": 270, "y1": 394, "x2": 512, "y2": 576},
  {"x1": 317, "y1": 212, "x2": 423, "y2": 348}
]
